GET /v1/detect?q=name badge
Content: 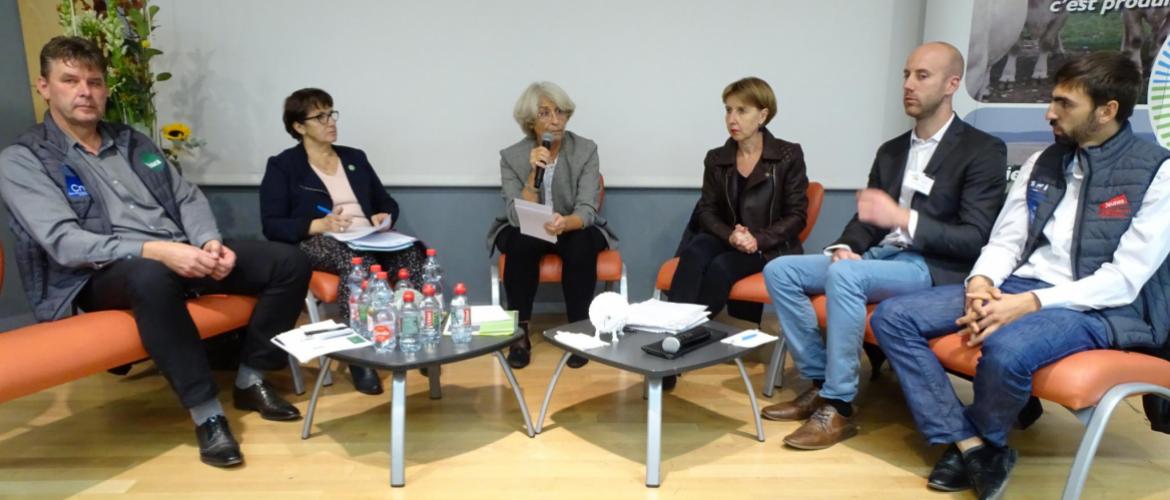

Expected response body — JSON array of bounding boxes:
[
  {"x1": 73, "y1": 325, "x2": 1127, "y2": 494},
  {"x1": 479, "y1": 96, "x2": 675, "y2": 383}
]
[
  {"x1": 61, "y1": 164, "x2": 89, "y2": 198},
  {"x1": 905, "y1": 170, "x2": 934, "y2": 196}
]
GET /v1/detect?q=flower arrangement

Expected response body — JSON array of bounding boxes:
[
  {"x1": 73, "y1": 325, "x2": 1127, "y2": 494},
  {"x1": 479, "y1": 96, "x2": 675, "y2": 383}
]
[
  {"x1": 57, "y1": 0, "x2": 170, "y2": 140},
  {"x1": 160, "y1": 122, "x2": 204, "y2": 174}
]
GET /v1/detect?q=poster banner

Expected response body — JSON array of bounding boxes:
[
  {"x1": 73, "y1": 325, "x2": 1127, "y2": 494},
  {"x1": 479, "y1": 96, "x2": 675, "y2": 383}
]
[{"x1": 932, "y1": 0, "x2": 1170, "y2": 180}]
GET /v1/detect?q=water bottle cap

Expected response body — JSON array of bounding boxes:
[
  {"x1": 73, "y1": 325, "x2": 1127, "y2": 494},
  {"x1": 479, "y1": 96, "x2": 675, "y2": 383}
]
[
  {"x1": 403, "y1": 291, "x2": 415, "y2": 302},
  {"x1": 426, "y1": 248, "x2": 437, "y2": 257},
  {"x1": 422, "y1": 284, "x2": 435, "y2": 296},
  {"x1": 398, "y1": 268, "x2": 410, "y2": 279},
  {"x1": 454, "y1": 283, "x2": 467, "y2": 294},
  {"x1": 376, "y1": 271, "x2": 388, "y2": 280},
  {"x1": 370, "y1": 264, "x2": 383, "y2": 273},
  {"x1": 351, "y1": 257, "x2": 363, "y2": 264}
]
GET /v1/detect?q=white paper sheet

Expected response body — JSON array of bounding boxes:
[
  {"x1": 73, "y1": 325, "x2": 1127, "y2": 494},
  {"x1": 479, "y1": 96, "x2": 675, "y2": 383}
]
[{"x1": 513, "y1": 198, "x2": 557, "y2": 243}]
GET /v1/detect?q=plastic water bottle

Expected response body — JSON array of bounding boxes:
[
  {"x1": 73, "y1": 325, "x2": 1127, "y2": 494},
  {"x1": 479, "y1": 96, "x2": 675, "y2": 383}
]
[
  {"x1": 369, "y1": 272, "x2": 397, "y2": 352},
  {"x1": 398, "y1": 291, "x2": 421, "y2": 353},
  {"x1": 352, "y1": 279, "x2": 370, "y2": 339},
  {"x1": 393, "y1": 268, "x2": 417, "y2": 310},
  {"x1": 449, "y1": 282, "x2": 472, "y2": 345},
  {"x1": 367, "y1": 264, "x2": 383, "y2": 287},
  {"x1": 422, "y1": 249, "x2": 445, "y2": 311},
  {"x1": 345, "y1": 257, "x2": 365, "y2": 333},
  {"x1": 420, "y1": 284, "x2": 442, "y2": 343}
]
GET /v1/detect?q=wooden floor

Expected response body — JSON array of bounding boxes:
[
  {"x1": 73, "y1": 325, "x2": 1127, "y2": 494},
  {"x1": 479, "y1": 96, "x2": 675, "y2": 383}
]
[{"x1": 2, "y1": 313, "x2": 1169, "y2": 499}]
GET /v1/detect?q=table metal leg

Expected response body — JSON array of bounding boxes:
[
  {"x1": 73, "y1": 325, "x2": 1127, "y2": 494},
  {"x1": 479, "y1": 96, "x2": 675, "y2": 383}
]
[
  {"x1": 301, "y1": 357, "x2": 334, "y2": 440},
  {"x1": 494, "y1": 351, "x2": 535, "y2": 437},
  {"x1": 390, "y1": 370, "x2": 407, "y2": 487},
  {"x1": 428, "y1": 364, "x2": 442, "y2": 399},
  {"x1": 735, "y1": 358, "x2": 765, "y2": 442},
  {"x1": 645, "y1": 376, "x2": 663, "y2": 487},
  {"x1": 535, "y1": 351, "x2": 572, "y2": 434}
]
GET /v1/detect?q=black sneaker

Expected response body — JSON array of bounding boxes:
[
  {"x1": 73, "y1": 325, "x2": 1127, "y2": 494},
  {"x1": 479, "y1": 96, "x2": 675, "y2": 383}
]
[
  {"x1": 927, "y1": 444, "x2": 971, "y2": 492},
  {"x1": 962, "y1": 444, "x2": 1018, "y2": 500},
  {"x1": 566, "y1": 354, "x2": 589, "y2": 369}
]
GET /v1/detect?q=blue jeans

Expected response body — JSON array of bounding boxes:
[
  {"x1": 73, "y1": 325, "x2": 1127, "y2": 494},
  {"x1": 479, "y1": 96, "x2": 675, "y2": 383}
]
[
  {"x1": 870, "y1": 276, "x2": 1110, "y2": 447},
  {"x1": 763, "y1": 245, "x2": 932, "y2": 402}
]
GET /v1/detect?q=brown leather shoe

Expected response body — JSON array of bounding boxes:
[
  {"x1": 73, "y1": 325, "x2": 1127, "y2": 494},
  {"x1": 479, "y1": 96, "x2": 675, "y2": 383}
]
[
  {"x1": 761, "y1": 386, "x2": 823, "y2": 421},
  {"x1": 782, "y1": 404, "x2": 858, "y2": 450}
]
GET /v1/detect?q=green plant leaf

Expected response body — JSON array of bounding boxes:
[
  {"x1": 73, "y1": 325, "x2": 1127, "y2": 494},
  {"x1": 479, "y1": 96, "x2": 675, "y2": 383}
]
[{"x1": 156, "y1": 72, "x2": 172, "y2": 81}]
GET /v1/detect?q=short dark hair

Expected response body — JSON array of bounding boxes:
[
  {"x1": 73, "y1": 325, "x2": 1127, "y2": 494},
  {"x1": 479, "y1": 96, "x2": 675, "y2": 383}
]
[
  {"x1": 1053, "y1": 52, "x2": 1141, "y2": 124},
  {"x1": 282, "y1": 88, "x2": 334, "y2": 141},
  {"x1": 40, "y1": 36, "x2": 106, "y2": 77}
]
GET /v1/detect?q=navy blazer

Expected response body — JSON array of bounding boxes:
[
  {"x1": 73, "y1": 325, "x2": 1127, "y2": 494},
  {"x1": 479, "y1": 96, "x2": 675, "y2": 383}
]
[{"x1": 260, "y1": 144, "x2": 399, "y2": 243}]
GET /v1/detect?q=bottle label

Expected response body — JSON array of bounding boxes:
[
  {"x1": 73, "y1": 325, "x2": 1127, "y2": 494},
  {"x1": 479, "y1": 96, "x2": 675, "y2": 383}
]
[
  {"x1": 373, "y1": 324, "x2": 393, "y2": 343},
  {"x1": 424, "y1": 310, "x2": 433, "y2": 328}
]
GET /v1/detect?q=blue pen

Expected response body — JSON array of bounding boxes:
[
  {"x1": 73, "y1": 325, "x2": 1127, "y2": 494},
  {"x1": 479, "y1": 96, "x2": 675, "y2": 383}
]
[
  {"x1": 739, "y1": 333, "x2": 758, "y2": 341},
  {"x1": 316, "y1": 205, "x2": 333, "y2": 215}
]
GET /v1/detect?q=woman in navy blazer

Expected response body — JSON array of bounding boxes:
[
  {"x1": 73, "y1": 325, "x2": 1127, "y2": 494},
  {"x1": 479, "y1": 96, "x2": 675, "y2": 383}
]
[{"x1": 260, "y1": 88, "x2": 425, "y2": 395}]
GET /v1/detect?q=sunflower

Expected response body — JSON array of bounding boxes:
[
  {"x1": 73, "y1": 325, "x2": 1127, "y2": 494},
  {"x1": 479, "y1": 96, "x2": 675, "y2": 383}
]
[{"x1": 161, "y1": 122, "x2": 191, "y2": 141}]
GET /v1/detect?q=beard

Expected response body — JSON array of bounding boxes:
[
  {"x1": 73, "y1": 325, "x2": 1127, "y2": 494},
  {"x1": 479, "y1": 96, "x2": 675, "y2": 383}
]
[{"x1": 1051, "y1": 118, "x2": 1101, "y2": 147}]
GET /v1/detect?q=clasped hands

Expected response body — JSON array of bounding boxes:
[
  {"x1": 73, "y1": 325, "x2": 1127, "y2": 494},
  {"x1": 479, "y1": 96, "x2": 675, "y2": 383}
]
[
  {"x1": 728, "y1": 224, "x2": 758, "y2": 253},
  {"x1": 312, "y1": 208, "x2": 391, "y2": 234},
  {"x1": 955, "y1": 276, "x2": 1041, "y2": 346},
  {"x1": 143, "y1": 240, "x2": 236, "y2": 280}
]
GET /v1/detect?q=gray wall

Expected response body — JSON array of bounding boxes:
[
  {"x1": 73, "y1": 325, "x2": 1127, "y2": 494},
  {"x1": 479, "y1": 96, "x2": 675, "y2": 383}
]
[{"x1": 0, "y1": 0, "x2": 35, "y2": 328}]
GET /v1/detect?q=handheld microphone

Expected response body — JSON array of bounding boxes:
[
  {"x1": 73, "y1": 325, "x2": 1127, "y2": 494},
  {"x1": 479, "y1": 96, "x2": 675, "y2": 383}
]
[
  {"x1": 662, "y1": 336, "x2": 681, "y2": 354},
  {"x1": 535, "y1": 132, "x2": 554, "y2": 190}
]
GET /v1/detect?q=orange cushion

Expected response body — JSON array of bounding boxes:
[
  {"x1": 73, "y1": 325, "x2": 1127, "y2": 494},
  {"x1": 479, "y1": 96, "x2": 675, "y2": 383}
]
[
  {"x1": 811, "y1": 294, "x2": 879, "y2": 344},
  {"x1": 309, "y1": 271, "x2": 341, "y2": 303},
  {"x1": 0, "y1": 295, "x2": 256, "y2": 404},
  {"x1": 498, "y1": 249, "x2": 623, "y2": 284},
  {"x1": 927, "y1": 333, "x2": 1170, "y2": 410},
  {"x1": 656, "y1": 258, "x2": 680, "y2": 292},
  {"x1": 728, "y1": 273, "x2": 769, "y2": 304}
]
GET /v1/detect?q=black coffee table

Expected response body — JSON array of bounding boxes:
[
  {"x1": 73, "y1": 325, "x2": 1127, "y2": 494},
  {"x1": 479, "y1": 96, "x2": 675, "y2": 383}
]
[
  {"x1": 300, "y1": 330, "x2": 534, "y2": 487},
  {"x1": 536, "y1": 320, "x2": 766, "y2": 487}
]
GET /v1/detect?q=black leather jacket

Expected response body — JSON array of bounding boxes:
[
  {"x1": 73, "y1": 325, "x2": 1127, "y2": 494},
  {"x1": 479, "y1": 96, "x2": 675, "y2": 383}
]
[{"x1": 695, "y1": 128, "x2": 809, "y2": 260}]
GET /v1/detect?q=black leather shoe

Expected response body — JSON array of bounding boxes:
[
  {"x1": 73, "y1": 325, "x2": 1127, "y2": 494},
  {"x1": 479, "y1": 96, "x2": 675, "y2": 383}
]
[
  {"x1": 963, "y1": 444, "x2": 1018, "y2": 500},
  {"x1": 507, "y1": 345, "x2": 531, "y2": 369},
  {"x1": 349, "y1": 365, "x2": 383, "y2": 395},
  {"x1": 233, "y1": 381, "x2": 301, "y2": 421},
  {"x1": 566, "y1": 354, "x2": 589, "y2": 369},
  {"x1": 927, "y1": 444, "x2": 972, "y2": 492},
  {"x1": 662, "y1": 375, "x2": 678, "y2": 391},
  {"x1": 196, "y1": 415, "x2": 243, "y2": 467}
]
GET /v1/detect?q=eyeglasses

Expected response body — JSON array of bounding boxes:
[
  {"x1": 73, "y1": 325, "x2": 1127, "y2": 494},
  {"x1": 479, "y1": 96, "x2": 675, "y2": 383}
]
[
  {"x1": 537, "y1": 107, "x2": 567, "y2": 121},
  {"x1": 304, "y1": 110, "x2": 340, "y2": 124}
]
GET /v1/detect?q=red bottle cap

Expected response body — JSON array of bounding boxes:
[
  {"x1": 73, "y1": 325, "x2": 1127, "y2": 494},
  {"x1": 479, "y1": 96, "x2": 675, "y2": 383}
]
[
  {"x1": 454, "y1": 283, "x2": 467, "y2": 295},
  {"x1": 370, "y1": 264, "x2": 383, "y2": 273},
  {"x1": 361, "y1": 279, "x2": 368, "y2": 289},
  {"x1": 426, "y1": 248, "x2": 437, "y2": 257},
  {"x1": 422, "y1": 284, "x2": 435, "y2": 296},
  {"x1": 376, "y1": 271, "x2": 388, "y2": 280},
  {"x1": 398, "y1": 268, "x2": 410, "y2": 279},
  {"x1": 351, "y1": 257, "x2": 363, "y2": 264},
  {"x1": 403, "y1": 291, "x2": 415, "y2": 302}
]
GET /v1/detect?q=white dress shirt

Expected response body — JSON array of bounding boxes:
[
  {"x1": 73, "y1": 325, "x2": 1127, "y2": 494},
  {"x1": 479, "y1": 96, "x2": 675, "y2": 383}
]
[{"x1": 968, "y1": 150, "x2": 1170, "y2": 310}]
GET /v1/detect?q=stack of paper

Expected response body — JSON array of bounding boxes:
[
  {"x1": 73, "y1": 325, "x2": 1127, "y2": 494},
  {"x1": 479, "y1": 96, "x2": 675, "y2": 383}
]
[
  {"x1": 554, "y1": 331, "x2": 609, "y2": 350},
  {"x1": 271, "y1": 320, "x2": 371, "y2": 363},
  {"x1": 625, "y1": 299, "x2": 710, "y2": 334},
  {"x1": 326, "y1": 217, "x2": 417, "y2": 251}
]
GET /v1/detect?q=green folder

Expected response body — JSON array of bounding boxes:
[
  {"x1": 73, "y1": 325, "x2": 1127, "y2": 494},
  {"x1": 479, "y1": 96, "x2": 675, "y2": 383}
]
[{"x1": 442, "y1": 309, "x2": 518, "y2": 336}]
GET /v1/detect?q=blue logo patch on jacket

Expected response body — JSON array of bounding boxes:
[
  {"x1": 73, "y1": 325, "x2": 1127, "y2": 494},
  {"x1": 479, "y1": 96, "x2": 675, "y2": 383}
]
[
  {"x1": 61, "y1": 164, "x2": 89, "y2": 198},
  {"x1": 1026, "y1": 180, "x2": 1048, "y2": 225}
]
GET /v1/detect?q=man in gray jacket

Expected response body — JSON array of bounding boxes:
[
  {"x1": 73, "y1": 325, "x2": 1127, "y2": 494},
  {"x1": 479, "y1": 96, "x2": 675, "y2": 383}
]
[{"x1": 0, "y1": 37, "x2": 311, "y2": 467}]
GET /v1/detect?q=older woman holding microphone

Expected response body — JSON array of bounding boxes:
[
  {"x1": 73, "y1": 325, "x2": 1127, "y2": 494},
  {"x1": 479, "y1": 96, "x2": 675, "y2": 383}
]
[
  {"x1": 260, "y1": 88, "x2": 425, "y2": 395},
  {"x1": 486, "y1": 81, "x2": 617, "y2": 369}
]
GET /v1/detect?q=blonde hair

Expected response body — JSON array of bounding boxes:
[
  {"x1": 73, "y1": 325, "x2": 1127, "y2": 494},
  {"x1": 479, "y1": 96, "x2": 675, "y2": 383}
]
[
  {"x1": 722, "y1": 77, "x2": 777, "y2": 126},
  {"x1": 513, "y1": 81, "x2": 576, "y2": 138}
]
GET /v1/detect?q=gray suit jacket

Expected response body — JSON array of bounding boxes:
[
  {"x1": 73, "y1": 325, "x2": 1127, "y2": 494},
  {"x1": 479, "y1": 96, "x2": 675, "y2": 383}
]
[{"x1": 485, "y1": 130, "x2": 618, "y2": 252}]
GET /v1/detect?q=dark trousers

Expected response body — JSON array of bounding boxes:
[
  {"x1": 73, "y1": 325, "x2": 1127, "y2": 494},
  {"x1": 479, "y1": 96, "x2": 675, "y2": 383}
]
[
  {"x1": 76, "y1": 240, "x2": 312, "y2": 409},
  {"x1": 494, "y1": 225, "x2": 608, "y2": 323},
  {"x1": 669, "y1": 233, "x2": 765, "y2": 315}
]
